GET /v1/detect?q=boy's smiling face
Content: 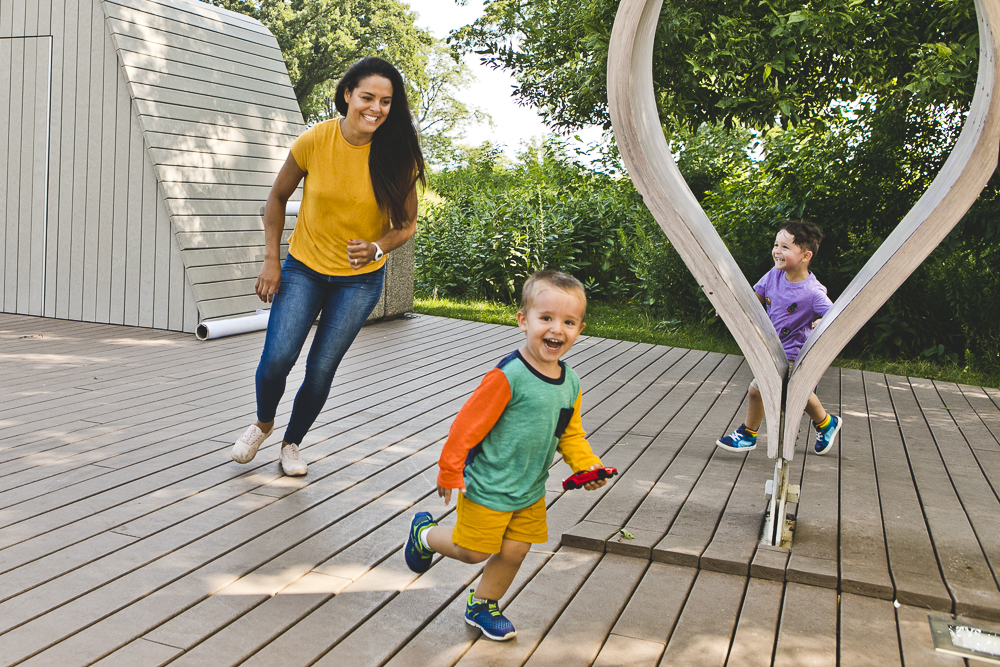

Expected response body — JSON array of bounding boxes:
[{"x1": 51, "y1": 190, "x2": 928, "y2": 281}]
[
  {"x1": 772, "y1": 229, "x2": 812, "y2": 279},
  {"x1": 517, "y1": 287, "x2": 587, "y2": 376}
]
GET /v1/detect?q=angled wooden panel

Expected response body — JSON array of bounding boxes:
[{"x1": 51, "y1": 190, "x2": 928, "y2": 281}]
[
  {"x1": 118, "y1": 51, "x2": 293, "y2": 98},
  {"x1": 133, "y1": 99, "x2": 303, "y2": 134},
  {"x1": 113, "y1": 35, "x2": 289, "y2": 85},
  {"x1": 144, "y1": 133, "x2": 292, "y2": 161},
  {"x1": 148, "y1": 149, "x2": 285, "y2": 173},
  {"x1": 168, "y1": 215, "x2": 271, "y2": 233},
  {"x1": 160, "y1": 183, "x2": 273, "y2": 202},
  {"x1": 141, "y1": 117, "x2": 299, "y2": 148},
  {"x1": 155, "y1": 166, "x2": 283, "y2": 187},
  {"x1": 104, "y1": 0, "x2": 279, "y2": 53},
  {"x1": 105, "y1": 15, "x2": 284, "y2": 72},
  {"x1": 127, "y1": 82, "x2": 301, "y2": 122},
  {"x1": 122, "y1": 67, "x2": 298, "y2": 112}
]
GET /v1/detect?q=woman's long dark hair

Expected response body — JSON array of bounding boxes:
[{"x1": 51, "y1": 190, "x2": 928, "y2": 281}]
[{"x1": 335, "y1": 57, "x2": 425, "y2": 229}]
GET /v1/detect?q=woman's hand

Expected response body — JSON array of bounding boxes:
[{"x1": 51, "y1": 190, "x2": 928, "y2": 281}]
[
  {"x1": 347, "y1": 239, "x2": 374, "y2": 270},
  {"x1": 255, "y1": 257, "x2": 282, "y2": 302}
]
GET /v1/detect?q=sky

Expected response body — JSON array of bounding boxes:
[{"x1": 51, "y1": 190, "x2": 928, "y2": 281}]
[{"x1": 403, "y1": 0, "x2": 604, "y2": 155}]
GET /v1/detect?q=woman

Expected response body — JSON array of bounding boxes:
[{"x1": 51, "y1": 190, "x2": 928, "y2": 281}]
[{"x1": 231, "y1": 57, "x2": 425, "y2": 475}]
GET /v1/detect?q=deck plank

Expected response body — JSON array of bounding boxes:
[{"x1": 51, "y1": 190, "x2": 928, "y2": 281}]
[
  {"x1": 888, "y1": 374, "x2": 1000, "y2": 620},
  {"x1": 657, "y1": 569, "x2": 746, "y2": 667},
  {"x1": 773, "y1": 582, "x2": 837, "y2": 667},
  {"x1": 863, "y1": 372, "x2": 952, "y2": 612},
  {"x1": 839, "y1": 593, "x2": 902, "y2": 667},
  {"x1": 607, "y1": 357, "x2": 749, "y2": 559},
  {"x1": 837, "y1": 368, "x2": 894, "y2": 599},
  {"x1": 725, "y1": 577, "x2": 783, "y2": 667},
  {"x1": 786, "y1": 369, "x2": 841, "y2": 589}
]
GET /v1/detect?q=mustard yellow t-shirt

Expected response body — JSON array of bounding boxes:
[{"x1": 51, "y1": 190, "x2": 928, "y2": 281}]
[{"x1": 288, "y1": 119, "x2": 387, "y2": 276}]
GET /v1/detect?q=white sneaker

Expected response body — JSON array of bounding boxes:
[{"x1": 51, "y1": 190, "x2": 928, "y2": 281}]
[
  {"x1": 231, "y1": 423, "x2": 273, "y2": 463},
  {"x1": 280, "y1": 442, "x2": 307, "y2": 476}
]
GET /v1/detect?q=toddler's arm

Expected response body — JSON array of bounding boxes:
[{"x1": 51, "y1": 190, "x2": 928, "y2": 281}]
[
  {"x1": 436, "y1": 368, "x2": 510, "y2": 503},
  {"x1": 556, "y1": 391, "x2": 603, "y2": 475}
]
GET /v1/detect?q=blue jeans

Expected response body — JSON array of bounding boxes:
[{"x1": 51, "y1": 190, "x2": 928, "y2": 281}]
[{"x1": 255, "y1": 254, "x2": 385, "y2": 445}]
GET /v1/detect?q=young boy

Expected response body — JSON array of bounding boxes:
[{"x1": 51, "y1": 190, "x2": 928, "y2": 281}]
[
  {"x1": 717, "y1": 220, "x2": 843, "y2": 455},
  {"x1": 404, "y1": 270, "x2": 607, "y2": 641}
]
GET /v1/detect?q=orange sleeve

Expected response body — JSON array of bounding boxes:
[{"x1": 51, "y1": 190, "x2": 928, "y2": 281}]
[
  {"x1": 557, "y1": 391, "x2": 602, "y2": 472},
  {"x1": 437, "y1": 368, "x2": 511, "y2": 489}
]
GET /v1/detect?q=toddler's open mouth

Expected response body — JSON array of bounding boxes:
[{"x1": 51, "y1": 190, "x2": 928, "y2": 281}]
[{"x1": 543, "y1": 338, "x2": 563, "y2": 350}]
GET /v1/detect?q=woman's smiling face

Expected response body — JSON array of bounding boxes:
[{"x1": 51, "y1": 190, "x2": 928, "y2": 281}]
[{"x1": 342, "y1": 75, "x2": 393, "y2": 143}]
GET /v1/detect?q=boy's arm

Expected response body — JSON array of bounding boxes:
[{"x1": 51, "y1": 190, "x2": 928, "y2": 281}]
[
  {"x1": 810, "y1": 290, "x2": 834, "y2": 328},
  {"x1": 556, "y1": 391, "x2": 602, "y2": 472},
  {"x1": 437, "y1": 368, "x2": 511, "y2": 490}
]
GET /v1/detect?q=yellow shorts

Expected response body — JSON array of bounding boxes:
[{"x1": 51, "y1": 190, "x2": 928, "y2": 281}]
[{"x1": 452, "y1": 493, "x2": 548, "y2": 554}]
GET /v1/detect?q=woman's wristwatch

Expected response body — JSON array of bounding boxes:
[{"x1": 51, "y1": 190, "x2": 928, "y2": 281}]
[{"x1": 372, "y1": 242, "x2": 384, "y2": 261}]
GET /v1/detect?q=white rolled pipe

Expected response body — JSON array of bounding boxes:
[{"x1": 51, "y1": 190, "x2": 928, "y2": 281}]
[{"x1": 196, "y1": 309, "x2": 270, "y2": 341}]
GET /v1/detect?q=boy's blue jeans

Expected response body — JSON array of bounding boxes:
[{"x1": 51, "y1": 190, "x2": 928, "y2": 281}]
[{"x1": 255, "y1": 254, "x2": 385, "y2": 445}]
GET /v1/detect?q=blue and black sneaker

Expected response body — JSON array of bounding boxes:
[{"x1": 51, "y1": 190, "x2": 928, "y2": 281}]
[
  {"x1": 404, "y1": 511, "x2": 437, "y2": 573},
  {"x1": 465, "y1": 589, "x2": 516, "y2": 641},
  {"x1": 814, "y1": 414, "x2": 842, "y2": 455},
  {"x1": 716, "y1": 424, "x2": 757, "y2": 452}
]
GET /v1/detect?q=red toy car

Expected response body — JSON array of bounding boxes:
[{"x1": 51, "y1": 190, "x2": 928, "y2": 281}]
[{"x1": 562, "y1": 467, "x2": 618, "y2": 490}]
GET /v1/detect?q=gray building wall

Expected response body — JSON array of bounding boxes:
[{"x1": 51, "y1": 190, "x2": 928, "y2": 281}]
[{"x1": 1, "y1": 0, "x2": 414, "y2": 333}]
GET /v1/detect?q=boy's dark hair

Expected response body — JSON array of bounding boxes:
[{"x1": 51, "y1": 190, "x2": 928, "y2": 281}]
[
  {"x1": 520, "y1": 270, "x2": 587, "y2": 316},
  {"x1": 335, "y1": 57, "x2": 425, "y2": 229},
  {"x1": 780, "y1": 219, "x2": 823, "y2": 256}
]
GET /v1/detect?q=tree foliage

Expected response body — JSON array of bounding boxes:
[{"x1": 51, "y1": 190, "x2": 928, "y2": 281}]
[
  {"x1": 207, "y1": 0, "x2": 433, "y2": 121},
  {"x1": 409, "y1": 43, "x2": 492, "y2": 163},
  {"x1": 451, "y1": 0, "x2": 979, "y2": 131}
]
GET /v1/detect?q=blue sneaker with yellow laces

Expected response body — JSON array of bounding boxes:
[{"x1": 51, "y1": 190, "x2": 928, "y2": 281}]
[
  {"x1": 404, "y1": 512, "x2": 436, "y2": 573},
  {"x1": 465, "y1": 589, "x2": 516, "y2": 641}
]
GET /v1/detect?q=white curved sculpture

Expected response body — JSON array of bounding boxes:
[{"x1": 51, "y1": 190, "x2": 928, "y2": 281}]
[{"x1": 608, "y1": 0, "x2": 1000, "y2": 544}]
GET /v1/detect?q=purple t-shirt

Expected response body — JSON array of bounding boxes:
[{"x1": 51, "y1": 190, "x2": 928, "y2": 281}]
[{"x1": 754, "y1": 268, "x2": 833, "y2": 361}]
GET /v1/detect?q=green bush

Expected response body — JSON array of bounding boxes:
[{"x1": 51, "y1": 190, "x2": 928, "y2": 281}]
[
  {"x1": 416, "y1": 140, "x2": 643, "y2": 303},
  {"x1": 415, "y1": 102, "x2": 1000, "y2": 372}
]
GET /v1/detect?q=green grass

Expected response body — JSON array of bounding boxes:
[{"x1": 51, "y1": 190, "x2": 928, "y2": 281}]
[{"x1": 413, "y1": 295, "x2": 1000, "y2": 389}]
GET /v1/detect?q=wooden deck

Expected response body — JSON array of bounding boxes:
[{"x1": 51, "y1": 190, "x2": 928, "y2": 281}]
[{"x1": 1, "y1": 311, "x2": 998, "y2": 666}]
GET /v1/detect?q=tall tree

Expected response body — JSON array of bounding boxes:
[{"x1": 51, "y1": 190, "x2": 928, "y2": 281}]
[
  {"x1": 451, "y1": 0, "x2": 979, "y2": 131},
  {"x1": 207, "y1": 0, "x2": 434, "y2": 121},
  {"x1": 410, "y1": 42, "x2": 491, "y2": 163}
]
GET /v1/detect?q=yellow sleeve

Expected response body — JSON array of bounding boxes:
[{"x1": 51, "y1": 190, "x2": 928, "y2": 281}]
[
  {"x1": 556, "y1": 391, "x2": 602, "y2": 473},
  {"x1": 289, "y1": 124, "x2": 316, "y2": 171}
]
